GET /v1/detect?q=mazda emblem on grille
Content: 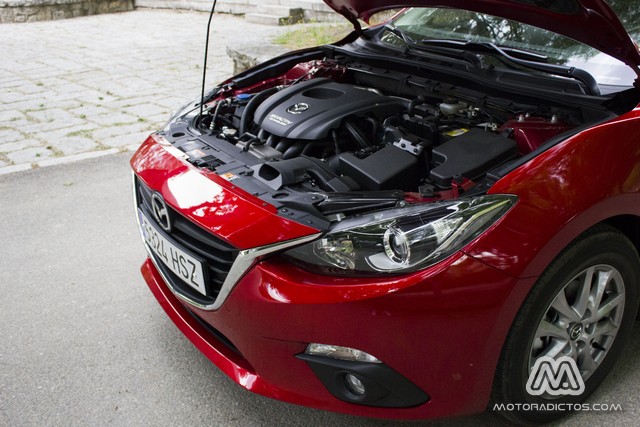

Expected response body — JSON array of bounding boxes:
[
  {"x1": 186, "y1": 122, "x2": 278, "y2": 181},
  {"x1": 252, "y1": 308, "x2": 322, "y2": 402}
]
[{"x1": 151, "y1": 193, "x2": 172, "y2": 232}]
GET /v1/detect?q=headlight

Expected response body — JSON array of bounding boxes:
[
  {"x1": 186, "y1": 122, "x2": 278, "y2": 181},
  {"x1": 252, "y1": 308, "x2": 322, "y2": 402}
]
[{"x1": 283, "y1": 195, "x2": 517, "y2": 275}]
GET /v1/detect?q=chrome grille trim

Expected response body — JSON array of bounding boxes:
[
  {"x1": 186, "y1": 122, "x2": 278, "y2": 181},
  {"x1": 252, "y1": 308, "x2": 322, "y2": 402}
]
[{"x1": 133, "y1": 173, "x2": 320, "y2": 310}]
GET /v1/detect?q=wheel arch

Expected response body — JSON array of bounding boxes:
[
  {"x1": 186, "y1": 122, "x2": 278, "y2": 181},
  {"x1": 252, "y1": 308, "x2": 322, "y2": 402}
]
[
  {"x1": 490, "y1": 223, "x2": 640, "y2": 423},
  {"x1": 604, "y1": 214, "x2": 640, "y2": 255},
  {"x1": 483, "y1": 209, "x2": 640, "y2": 398},
  {"x1": 603, "y1": 214, "x2": 640, "y2": 316}
]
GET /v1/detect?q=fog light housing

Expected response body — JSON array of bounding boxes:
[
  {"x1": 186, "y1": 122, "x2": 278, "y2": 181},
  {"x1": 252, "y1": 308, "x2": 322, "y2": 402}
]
[
  {"x1": 344, "y1": 373, "x2": 366, "y2": 396},
  {"x1": 297, "y1": 352, "x2": 429, "y2": 408}
]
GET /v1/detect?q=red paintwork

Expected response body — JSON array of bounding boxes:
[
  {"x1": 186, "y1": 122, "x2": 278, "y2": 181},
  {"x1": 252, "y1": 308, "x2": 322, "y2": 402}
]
[
  {"x1": 130, "y1": 135, "x2": 319, "y2": 249},
  {"x1": 499, "y1": 116, "x2": 572, "y2": 154},
  {"x1": 323, "y1": 0, "x2": 640, "y2": 76},
  {"x1": 132, "y1": 104, "x2": 640, "y2": 418},
  {"x1": 129, "y1": 6, "x2": 640, "y2": 412},
  {"x1": 132, "y1": 103, "x2": 640, "y2": 418},
  {"x1": 141, "y1": 251, "x2": 530, "y2": 418},
  {"x1": 466, "y1": 107, "x2": 640, "y2": 278}
]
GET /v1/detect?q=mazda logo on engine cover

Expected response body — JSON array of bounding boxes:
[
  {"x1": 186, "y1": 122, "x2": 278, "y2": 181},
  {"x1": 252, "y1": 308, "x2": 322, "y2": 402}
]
[
  {"x1": 286, "y1": 103, "x2": 309, "y2": 114},
  {"x1": 151, "y1": 193, "x2": 172, "y2": 232}
]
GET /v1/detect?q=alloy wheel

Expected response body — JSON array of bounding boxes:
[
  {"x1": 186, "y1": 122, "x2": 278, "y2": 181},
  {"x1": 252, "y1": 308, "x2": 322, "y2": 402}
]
[{"x1": 529, "y1": 264, "x2": 626, "y2": 385}]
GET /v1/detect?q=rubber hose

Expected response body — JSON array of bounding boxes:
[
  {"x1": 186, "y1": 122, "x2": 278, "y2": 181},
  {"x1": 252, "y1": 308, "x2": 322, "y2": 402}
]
[
  {"x1": 344, "y1": 120, "x2": 371, "y2": 149},
  {"x1": 239, "y1": 86, "x2": 280, "y2": 136}
]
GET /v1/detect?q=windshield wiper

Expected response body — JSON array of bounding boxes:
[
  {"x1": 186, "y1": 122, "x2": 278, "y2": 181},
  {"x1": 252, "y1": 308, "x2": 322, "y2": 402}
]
[
  {"x1": 419, "y1": 39, "x2": 600, "y2": 95},
  {"x1": 420, "y1": 39, "x2": 549, "y2": 62},
  {"x1": 383, "y1": 26, "x2": 483, "y2": 68}
]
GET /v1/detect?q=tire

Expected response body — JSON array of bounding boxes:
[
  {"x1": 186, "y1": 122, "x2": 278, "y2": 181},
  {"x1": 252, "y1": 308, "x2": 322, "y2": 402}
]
[{"x1": 492, "y1": 225, "x2": 640, "y2": 424}]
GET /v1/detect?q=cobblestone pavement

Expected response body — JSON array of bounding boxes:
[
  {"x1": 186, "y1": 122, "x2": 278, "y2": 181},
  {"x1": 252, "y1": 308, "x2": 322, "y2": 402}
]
[{"x1": 0, "y1": 10, "x2": 291, "y2": 174}]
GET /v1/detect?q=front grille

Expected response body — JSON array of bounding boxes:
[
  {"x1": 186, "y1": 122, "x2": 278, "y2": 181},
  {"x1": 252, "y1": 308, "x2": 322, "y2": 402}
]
[{"x1": 135, "y1": 177, "x2": 239, "y2": 305}]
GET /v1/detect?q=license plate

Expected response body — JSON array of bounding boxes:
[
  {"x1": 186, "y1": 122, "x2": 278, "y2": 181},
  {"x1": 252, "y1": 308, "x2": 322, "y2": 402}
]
[{"x1": 138, "y1": 209, "x2": 207, "y2": 296}]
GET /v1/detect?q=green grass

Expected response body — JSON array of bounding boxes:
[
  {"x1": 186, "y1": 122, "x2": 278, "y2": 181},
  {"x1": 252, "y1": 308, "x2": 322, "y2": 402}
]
[{"x1": 274, "y1": 24, "x2": 352, "y2": 50}]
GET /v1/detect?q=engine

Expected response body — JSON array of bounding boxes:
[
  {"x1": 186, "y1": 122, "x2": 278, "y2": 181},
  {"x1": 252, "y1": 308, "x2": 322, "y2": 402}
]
[
  {"x1": 254, "y1": 78, "x2": 406, "y2": 140},
  {"x1": 193, "y1": 76, "x2": 570, "y2": 197}
]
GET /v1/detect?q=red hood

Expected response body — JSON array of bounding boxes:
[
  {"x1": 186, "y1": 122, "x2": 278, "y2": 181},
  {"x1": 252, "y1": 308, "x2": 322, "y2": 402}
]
[{"x1": 325, "y1": 0, "x2": 640, "y2": 78}]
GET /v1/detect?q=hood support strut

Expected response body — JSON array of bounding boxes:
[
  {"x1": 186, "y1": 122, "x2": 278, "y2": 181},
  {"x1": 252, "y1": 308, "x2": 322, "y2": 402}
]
[{"x1": 340, "y1": 6, "x2": 368, "y2": 40}]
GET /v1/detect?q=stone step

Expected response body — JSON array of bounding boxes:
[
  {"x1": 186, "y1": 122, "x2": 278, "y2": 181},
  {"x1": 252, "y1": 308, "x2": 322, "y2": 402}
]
[
  {"x1": 279, "y1": 0, "x2": 339, "y2": 22},
  {"x1": 136, "y1": 0, "x2": 247, "y2": 14},
  {"x1": 255, "y1": 4, "x2": 303, "y2": 19},
  {"x1": 245, "y1": 12, "x2": 294, "y2": 26},
  {"x1": 277, "y1": 0, "x2": 334, "y2": 13},
  {"x1": 259, "y1": 0, "x2": 299, "y2": 5},
  {"x1": 250, "y1": 0, "x2": 330, "y2": 8}
]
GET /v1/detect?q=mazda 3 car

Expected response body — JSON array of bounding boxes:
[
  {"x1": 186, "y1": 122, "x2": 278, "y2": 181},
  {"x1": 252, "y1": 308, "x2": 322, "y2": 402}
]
[{"x1": 131, "y1": 0, "x2": 640, "y2": 423}]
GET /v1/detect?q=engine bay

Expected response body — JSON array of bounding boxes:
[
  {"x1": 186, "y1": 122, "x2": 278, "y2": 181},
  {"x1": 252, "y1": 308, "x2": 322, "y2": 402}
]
[{"x1": 162, "y1": 53, "x2": 618, "y2": 226}]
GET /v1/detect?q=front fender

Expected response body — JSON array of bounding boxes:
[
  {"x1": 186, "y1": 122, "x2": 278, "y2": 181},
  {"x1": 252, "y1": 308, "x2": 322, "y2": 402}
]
[{"x1": 465, "y1": 108, "x2": 640, "y2": 279}]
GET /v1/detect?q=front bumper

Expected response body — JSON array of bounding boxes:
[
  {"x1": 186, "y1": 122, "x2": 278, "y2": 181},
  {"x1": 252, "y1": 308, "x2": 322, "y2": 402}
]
[
  {"x1": 132, "y1": 134, "x2": 531, "y2": 419},
  {"x1": 140, "y1": 249, "x2": 528, "y2": 419}
]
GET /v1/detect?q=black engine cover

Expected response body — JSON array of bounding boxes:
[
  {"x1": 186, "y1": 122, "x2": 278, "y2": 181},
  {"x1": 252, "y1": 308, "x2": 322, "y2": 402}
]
[
  {"x1": 253, "y1": 78, "x2": 406, "y2": 140},
  {"x1": 430, "y1": 128, "x2": 518, "y2": 188}
]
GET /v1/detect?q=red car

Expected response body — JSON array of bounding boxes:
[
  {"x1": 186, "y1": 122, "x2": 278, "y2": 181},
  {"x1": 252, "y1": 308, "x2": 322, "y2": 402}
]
[{"x1": 131, "y1": 0, "x2": 640, "y2": 423}]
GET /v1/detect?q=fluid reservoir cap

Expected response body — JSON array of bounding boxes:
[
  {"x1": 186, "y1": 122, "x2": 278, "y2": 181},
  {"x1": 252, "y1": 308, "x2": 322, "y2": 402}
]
[{"x1": 237, "y1": 94, "x2": 253, "y2": 100}]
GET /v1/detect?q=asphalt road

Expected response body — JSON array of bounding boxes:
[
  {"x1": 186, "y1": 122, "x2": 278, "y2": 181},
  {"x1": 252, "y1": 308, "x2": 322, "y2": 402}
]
[{"x1": 1, "y1": 152, "x2": 640, "y2": 426}]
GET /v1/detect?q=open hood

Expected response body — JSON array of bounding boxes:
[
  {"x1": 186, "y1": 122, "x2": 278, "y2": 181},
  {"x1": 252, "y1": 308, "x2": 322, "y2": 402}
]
[{"x1": 324, "y1": 0, "x2": 640, "y2": 78}]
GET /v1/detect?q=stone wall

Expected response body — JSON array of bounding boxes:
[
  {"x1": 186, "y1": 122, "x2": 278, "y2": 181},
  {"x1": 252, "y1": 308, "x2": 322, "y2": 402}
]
[
  {"x1": 162, "y1": 0, "x2": 253, "y2": 15},
  {"x1": 0, "y1": 0, "x2": 133, "y2": 23},
  {"x1": 133, "y1": 0, "x2": 338, "y2": 22}
]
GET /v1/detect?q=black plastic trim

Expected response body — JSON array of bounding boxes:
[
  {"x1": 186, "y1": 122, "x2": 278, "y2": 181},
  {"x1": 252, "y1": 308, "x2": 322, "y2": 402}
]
[
  {"x1": 339, "y1": 37, "x2": 617, "y2": 110},
  {"x1": 296, "y1": 354, "x2": 429, "y2": 408},
  {"x1": 184, "y1": 307, "x2": 242, "y2": 357}
]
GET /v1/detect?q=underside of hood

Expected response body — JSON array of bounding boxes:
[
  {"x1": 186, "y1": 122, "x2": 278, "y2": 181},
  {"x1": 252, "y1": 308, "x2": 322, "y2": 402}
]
[{"x1": 324, "y1": 0, "x2": 640, "y2": 79}]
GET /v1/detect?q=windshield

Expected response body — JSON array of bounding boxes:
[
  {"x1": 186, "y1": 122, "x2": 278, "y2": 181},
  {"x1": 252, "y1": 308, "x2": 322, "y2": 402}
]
[{"x1": 387, "y1": 3, "x2": 639, "y2": 88}]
